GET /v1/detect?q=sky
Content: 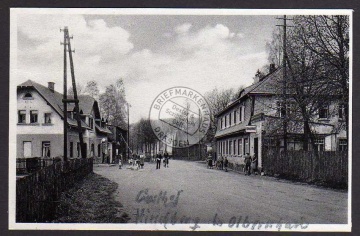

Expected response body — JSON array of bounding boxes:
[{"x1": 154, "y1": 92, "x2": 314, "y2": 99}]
[{"x1": 15, "y1": 10, "x2": 277, "y2": 123}]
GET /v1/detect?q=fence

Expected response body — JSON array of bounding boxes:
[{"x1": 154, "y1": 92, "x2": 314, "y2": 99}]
[
  {"x1": 262, "y1": 150, "x2": 348, "y2": 188},
  {"x1": 16, "y1": 158, "x2": 93, "y2": 222},
  {"x1": 16, "y1": 157, "x2": 62, "y2": 174}
]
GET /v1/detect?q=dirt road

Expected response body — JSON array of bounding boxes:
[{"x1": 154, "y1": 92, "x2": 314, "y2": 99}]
[{"x1": 94, "y1": 160, "x2": 347, "y2": 226}]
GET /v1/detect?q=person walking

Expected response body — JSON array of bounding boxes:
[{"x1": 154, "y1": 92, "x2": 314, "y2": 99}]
[
  {"x1": 140, "y1": 155, "x2": 145, "y2": 169},
  {"x1": 164, "y1": 152, "x2": 169, "y2": 168},
  {"x1": 244, "y1": 153, "x2": 252, "y2": 175},
  {"x1": 251, "y1": 155, "x2": 258, "y2": 175},
  {"x1": 224, "y1": 157, "x2": 229, "y2": 172},
  {"x1": 156, "y1": 153, "x2": 162, "y2": 169},
  {"x1": 220, "y1": 156, "x2": 224, "y2": 170}
]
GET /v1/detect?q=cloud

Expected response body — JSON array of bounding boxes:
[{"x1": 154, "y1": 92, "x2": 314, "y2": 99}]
[
  {"x1": 16, "y1": 15, "x2": 267, "y2": 123},
  {"x1": 175, "y1": 23, "x2": 192, "y2": 34}
]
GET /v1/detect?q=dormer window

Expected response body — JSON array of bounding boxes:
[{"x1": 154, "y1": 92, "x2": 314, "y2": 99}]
[{"x1": 23, "y1": 93, "x2": 33, "y2": 100}]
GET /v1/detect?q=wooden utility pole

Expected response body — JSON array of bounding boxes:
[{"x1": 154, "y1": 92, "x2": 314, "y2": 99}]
[
  {"x1": 127, "y1": 102, "x2": 130, "y2": 160},
  {"x1": 61, "y1": 27, "x2": 86, "y2": 159},
  {"x1": 61, "y1": 27, "x2": 68, "y2": 161},
  {"x1": 277, "y1": 15, "x2": 292, "y2": 158},
  {"x1": 283, "y1": 15, "x2": 288, "y2": 158}
]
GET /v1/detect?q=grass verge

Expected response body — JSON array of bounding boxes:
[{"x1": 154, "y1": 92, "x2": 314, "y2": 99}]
[{"x1": 52, "y1": 172, "x2": 130, "y2": 223}]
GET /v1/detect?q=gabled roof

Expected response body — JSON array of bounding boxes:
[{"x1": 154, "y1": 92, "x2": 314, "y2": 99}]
[
  {"x1": 216, "y1": 68, "x2": 282, "y2": 117},
  {"x1": 18, "y1": 80, "x2": 64, "y2": 118},
  {"x1": 95, "y1": 123, "x2": 112, "y2": 134},
  {"x1": 17, "y1": 80, "x2": 97, "y2": 129}
]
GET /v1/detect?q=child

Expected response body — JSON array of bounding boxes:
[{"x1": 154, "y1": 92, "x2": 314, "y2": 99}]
[{"x1": 118, "y1": 159, "x2": 122, "y2": 169}]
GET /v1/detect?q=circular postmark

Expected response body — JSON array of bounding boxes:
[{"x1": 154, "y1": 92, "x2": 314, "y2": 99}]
[{"x1": 149, "y1": 86, "x2": 211, "y2": 148}]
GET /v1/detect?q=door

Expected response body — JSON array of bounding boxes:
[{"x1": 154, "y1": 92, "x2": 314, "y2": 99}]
[
  {"x1": 254, "y1": 138, "x2": 258, "y2": 158},
  {"x1": 23, "y1": 141, "x2": 32, "y2": 158}
]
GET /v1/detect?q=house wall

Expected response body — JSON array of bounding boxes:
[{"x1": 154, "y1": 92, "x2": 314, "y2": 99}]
[
  {"x1": 17, "y1": 89, "x2": 63, "y2": 135},
  {"x1": 17, "y1": 134, "x2": 63, "y2": 158}
]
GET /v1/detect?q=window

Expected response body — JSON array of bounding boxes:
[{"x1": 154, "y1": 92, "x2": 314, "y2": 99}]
[
  {"x1": 70, "y1": 142, "x2": 73, "y2": 157},
  {"x1": 233, "y1": 140, "x2": 236, "y2": 155},
  {"x1": 23, "y1": 93, "x2": 33, "y2": 99},
  {"x1": 44, "y1": 113, "x2": 52, "y2": 124},
  {"x1": 238, "y1": 139, "x2": 243, "y2": 155},
  {"x1": 314, "y1": 138, "x2": 325, "y2": 151},
  {"x1": 77, "y1": 142, "x2": 80, "y2": 157},
  {"x1": 339, "y1": 104, "x2": 346, "y2": 120},
  {"x1": 89, "y1": 118, "x2": 94, "y2": 129},
  {"x1": 229, "y1": 141, "x2": 233, "y2": 155},
  {"x1": 277, "y1": 101, "x2": 286, "y2": 118},
  {"x1": 18, "y1": 110, "x2": 26, "y2": 123},
  {"x1": 287, "y1": 138, "x2": 302, "y2": 151},
  {"x1": 91, "y1": 143, "x2": 95, "y2": 156},
  {"x1": 239, "y1": 106, "x2": 245, "y2": 122},
  {"x1": 42, "y1": 141, "x2": 51, "y2": 157},
  {"x1": 225, "y1": 141, "x2": 228, "y2": 155},
  {"x1": 30, "y1": 110, "x2": 38, "y2": 123},
  {"x1": 229, "y1": 113, "x2": 232, "y2": 126},
  {"x1": 233, "y1": 111, "x2": 236, "y2": 124},
  {"x1": 23, "y1": 141, "x2": 32, "y2": 158},
  {"x1": 339, "y1": 139, "x2": 347, "y2": 151},
  {"x1": 222, "y1": 142, "x2": 225, "y2": 155},
  {"x1": 319, "y1": 105, "x2": 329, "y2": 119},
  {"x1": 224, "y1": 115, "x2": 227, "y2": 128},
  {"x1": 244, "y1": 138, "x2": 249, "y2": 154}
]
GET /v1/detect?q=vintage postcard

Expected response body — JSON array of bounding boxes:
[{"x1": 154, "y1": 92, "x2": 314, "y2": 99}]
[{"x1": 9, "y1": 8, "x2": 352, "y2": 231}]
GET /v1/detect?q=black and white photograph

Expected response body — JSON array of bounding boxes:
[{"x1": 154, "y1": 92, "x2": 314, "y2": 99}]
[{"x1": 9, "y1": 8, "x2": 351, "y2": 231}]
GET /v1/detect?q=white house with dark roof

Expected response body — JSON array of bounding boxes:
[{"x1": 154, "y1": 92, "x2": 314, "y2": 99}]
[
  {"x1": 17, "y1": 80, "x2": 113, "y2": 161},
  {"x1": 215, "y1": 66, "x2": 347, "y2": 170}
]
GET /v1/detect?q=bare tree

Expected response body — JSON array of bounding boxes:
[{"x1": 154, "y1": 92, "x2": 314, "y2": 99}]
[
  {"x1": 204, "y1": 87, "x2": 241, "y2": 143},
  {"x1": 264, "y1": 15, "x2": 349, "y2": 157},
  {"x1": 294, "y1": 15, "x2": 349, "y2": 142}
]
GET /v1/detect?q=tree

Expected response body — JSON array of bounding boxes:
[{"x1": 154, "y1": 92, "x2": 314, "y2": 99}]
[
  {"x1": 67, "y1": 83, "x2": 84, "y2": 96},
  {"x1": 204, "y1": 87, "x2": 240, "y2": 143},
  {"x1": 264, "y1": 15, "x2": 349, "y2": 155},
  {"x1": 294, "y1": 15, "x2": 349, "y2": 142},
  {"x1": 83, "y1": 80, "x2": 99, "y2": 99},
  {"x1": 99, "y1": 78, "x2": 128, "y2": 128}
]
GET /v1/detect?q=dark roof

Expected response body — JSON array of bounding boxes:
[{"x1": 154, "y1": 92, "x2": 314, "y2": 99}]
[
  {"x1": 17, "y1": 80, "x2": 96, "y2": 129},
  {"x1": 216, "y1": 68, "x2": 282, "y2": 117},
  {"x1": 95, "y1": 123, "x2": 112, "y2": 134}
]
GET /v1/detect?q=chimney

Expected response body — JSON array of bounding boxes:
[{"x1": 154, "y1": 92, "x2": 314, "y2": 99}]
[
  {"x1": 269, "y1": 64, "x2": 276, "y2": 74},
  {"x1": 253, "y1": 70, "x2": 262, "y2": 84},
  {"x1": 48, "y1": 82, "x2": 55, "y2": 92}
]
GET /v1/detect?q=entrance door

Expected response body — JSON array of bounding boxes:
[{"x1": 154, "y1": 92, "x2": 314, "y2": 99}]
[
  {"x1": 23, "y1": 141, "x2": 32, "y2": 158},
  {"x1": 254, "y1": 138, "x2": 258, "y2": 158}
]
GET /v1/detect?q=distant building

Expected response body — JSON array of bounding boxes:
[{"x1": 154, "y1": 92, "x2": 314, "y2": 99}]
[
  {"x1": 17, "y1": 80, "x2": 117, "y2": 162},
  {"x1": 107, "y1": 124, "x2": 128, "y2": 162},
  {"x1": 215, "y1": 66, "x2": 347, "y2": 170}
]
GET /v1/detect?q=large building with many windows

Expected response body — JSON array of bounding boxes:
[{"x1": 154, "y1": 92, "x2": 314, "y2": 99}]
[
  {"x1": 17, "y1": 80, "x2": 125, "y2": 163},
  {"x1": 214, "y1": 66, "x2": 347, "y2": 170}
]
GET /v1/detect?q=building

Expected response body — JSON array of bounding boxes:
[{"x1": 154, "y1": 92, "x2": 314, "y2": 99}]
[
  {"x1": 214, "y1": 66, "x2": 347, "y2": 170},
  {"x1": 17, "y1": 80, "x2": 114, "y2": 161},
  {"x1": 107, "y1": 124, "x2": 128, "y2": 163}
]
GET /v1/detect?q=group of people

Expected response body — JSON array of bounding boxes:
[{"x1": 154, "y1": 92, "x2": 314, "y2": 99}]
[
  {"x1": 243, "y1": 153, "x2": 258, "y2": 175},
  {"x1": 207, "y1": 153, "x2": 258, "y2": 175},
  {"x1": 118, "y1": 154, "x2": 145, "y2": 170},
  {"x1": 207, "y1": 156, "x2": 229, "y2": 172},
  {"x1": 156, "y1": 152, "x2": 170, "y2": 169}
]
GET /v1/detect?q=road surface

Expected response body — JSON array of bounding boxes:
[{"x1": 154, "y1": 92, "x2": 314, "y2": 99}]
[{"x1": 94, "y1": 160, "x2": 347, "y2": 226}]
